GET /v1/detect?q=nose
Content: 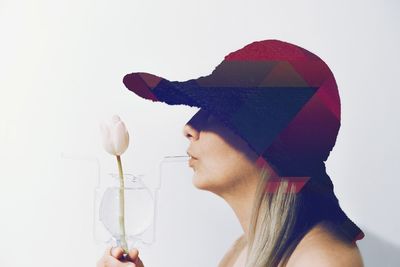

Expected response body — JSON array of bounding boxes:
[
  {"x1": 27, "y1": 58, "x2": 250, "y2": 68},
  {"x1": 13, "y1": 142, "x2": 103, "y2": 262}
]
[
  {"x1": 182, "y1": 109, "x2": 210, "y2": 141},
  {"x1": 183, "y1": 123, "x2": 199, "y2": 141}
]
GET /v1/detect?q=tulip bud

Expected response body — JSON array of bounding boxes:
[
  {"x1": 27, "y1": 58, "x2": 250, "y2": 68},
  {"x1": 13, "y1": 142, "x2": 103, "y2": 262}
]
[{"x1": 100, "y1": 115, "x2": 130, "y2": 156}]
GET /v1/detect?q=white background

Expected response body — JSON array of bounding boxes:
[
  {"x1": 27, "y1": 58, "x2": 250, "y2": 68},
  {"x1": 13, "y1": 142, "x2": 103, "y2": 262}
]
[{"x1": 1, "y1": 0, "x2": 399, "y2": 266}]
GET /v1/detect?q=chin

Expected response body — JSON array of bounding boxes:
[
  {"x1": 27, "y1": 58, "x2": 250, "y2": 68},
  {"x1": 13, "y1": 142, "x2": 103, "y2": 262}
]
[
  {"x1": 192, "y1": 174, "x2": 224, "y2": 195},
  {"x1": 192, "y1": 174, "x2": 209, "y2": 190}
]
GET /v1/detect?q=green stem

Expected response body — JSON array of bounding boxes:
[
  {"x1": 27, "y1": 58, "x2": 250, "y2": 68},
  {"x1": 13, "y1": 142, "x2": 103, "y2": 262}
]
[{"x1": 116, "y1": 155, "x2": 129, "y2": 254}]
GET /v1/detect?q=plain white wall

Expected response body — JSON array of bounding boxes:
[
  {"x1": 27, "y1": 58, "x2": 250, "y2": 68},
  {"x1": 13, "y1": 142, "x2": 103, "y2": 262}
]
[{"x1": 1, "y1": 0, "x2": 399, "y2": 266}]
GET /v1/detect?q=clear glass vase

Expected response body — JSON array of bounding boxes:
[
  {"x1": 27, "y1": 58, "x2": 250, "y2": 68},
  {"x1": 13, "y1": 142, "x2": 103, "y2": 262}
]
[
  {"x1": 99, "y1": 173, "x2": 154, "y2": 250},
  {"x1": 93, "y1": 155, "x2": 191, "y2": 251}
]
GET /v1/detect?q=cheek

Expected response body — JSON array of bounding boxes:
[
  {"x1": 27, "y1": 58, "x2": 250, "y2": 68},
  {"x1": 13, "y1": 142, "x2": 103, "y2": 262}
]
[{"x1": 191, "y1": 157, "x2": 220, "y2": 190}]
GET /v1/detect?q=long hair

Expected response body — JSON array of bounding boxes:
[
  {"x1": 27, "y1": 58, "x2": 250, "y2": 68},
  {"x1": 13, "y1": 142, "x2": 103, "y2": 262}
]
[
  {"x1": 241, "y1": 162, "x2": 359, "y2": 267},
  {"x1": 243, "y1": 166, "x2": 300, "y2": 267}
]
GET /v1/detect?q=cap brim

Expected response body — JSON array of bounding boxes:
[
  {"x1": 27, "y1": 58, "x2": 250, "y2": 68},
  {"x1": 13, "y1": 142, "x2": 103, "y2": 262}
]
[
  {"x1": 123, "y1": 71, "x2": 319, "y2": 157},
  {"x1": 123, "y1": 72, "x2": 202, "y2": 108}
]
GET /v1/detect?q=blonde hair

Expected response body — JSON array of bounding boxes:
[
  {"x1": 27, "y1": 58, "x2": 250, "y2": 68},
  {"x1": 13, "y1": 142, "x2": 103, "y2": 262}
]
[{"x1": 243, "y1": 166, "x2": 302, "y2": 267}]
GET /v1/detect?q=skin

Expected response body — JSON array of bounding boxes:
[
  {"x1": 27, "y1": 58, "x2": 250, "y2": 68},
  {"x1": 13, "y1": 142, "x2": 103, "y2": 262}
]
[
  {"x1": 224, "y1": 225, "x2": 364, "y2": 267},
  {"x1": 284, "y1": 223, "x2": 364, "y2": 267},
  {"x1": 97, "y1": 108, "x2": 261, "y2": 267},
  {"x1": 98, "y1": 108, "x2": 363, "y2": 267},
  {"x1": 96, "y1": 246, "x2": 144, "y2": 267},
  {"x1": 184, "y1": 109, "x2": 364, "y2": 267},
  {"x1": 183, "y1": 109, "x2": 263, "y2": 239}
]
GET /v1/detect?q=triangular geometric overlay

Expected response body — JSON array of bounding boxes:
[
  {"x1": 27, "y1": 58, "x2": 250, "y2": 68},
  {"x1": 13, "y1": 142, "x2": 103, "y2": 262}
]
[
  {"x1": 259, "y1": 61, "x2": 309, "y2": 87},
  {"x1": 229, "y1": 86, "x2": 318, "y2": 156},
  {"x1": 256, "y1": 157, "x2": 310, "y2": 194},
  {"x1": 123, "y1": 72, "x2": 159, "y2": 101},
  {"x1": 197, "y1": 60, "x2": 277, "y2": 87},
  {"x1": 268, "y1": 82, "x2": 340, "y2": 164},
  {"x1": 265, "y1": 177, "x2": 311, "y2": 193},
  {"x1": 313, "y1": 75, "x2": 340, "y2": 120},
  {"x1": 139, "y1": 72, "x2": 163, "y2": 89}
]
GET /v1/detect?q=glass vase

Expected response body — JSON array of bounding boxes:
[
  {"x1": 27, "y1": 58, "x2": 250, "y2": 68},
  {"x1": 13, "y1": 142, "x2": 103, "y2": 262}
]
[{"x1": 99, "y1": 173, "x2": 154, "y2": 250}]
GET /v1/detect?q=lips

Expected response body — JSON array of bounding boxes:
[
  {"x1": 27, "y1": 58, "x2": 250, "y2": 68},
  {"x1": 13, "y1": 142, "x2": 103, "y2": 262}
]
[
  {"x1": 186, "y1": 151, "x2": 198, "y2": 159},
  {"x1": 189, "y1": 157, "x2": 197, "y2": 167}
]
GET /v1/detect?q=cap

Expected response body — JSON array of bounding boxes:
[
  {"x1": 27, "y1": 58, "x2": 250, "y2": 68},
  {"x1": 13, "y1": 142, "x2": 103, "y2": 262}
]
[{"x1": 123, "y1": 39, "x2": 365, "y2": 243}]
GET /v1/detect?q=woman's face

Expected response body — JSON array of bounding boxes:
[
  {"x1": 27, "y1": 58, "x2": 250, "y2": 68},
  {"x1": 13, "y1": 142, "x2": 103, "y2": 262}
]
[{"x1": 183, "y1": 109, "x2": 261, "y2": 196}]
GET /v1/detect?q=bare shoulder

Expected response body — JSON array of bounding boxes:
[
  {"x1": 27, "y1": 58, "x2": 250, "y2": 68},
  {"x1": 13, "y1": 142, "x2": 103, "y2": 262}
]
[
  {"x1": 285, "y1": 223, "x2": 364, "y2": 267},
  {"x1": 218, "y1": 235, "x2": 246, "y2": 267}
]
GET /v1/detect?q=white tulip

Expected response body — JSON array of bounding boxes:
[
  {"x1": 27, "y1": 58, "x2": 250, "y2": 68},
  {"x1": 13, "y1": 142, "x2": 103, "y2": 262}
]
[
  {"x1": 100, "y1": 115, "x2": 130, "y2": 156},
  {"x1": 99, "y1": 114, "x2": 131, "y2": 253}
]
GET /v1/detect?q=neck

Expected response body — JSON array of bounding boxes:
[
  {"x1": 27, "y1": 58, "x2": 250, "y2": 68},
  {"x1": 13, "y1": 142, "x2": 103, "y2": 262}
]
[
  {"x1": 220, "y1": 177, "x2": 259, "y2": 240},
  {"x1": 219, "y1": 163, "x2": 275, "y2": 241}
]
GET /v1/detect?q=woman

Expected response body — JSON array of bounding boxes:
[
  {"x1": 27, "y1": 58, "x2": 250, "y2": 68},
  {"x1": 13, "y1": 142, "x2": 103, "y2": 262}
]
[
  {"x1": 183, "y1": 110, "x2": 364, "y2": 267},
  {"x1": 97, "y1": 39, "x2": 365, "y2": 267}
]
